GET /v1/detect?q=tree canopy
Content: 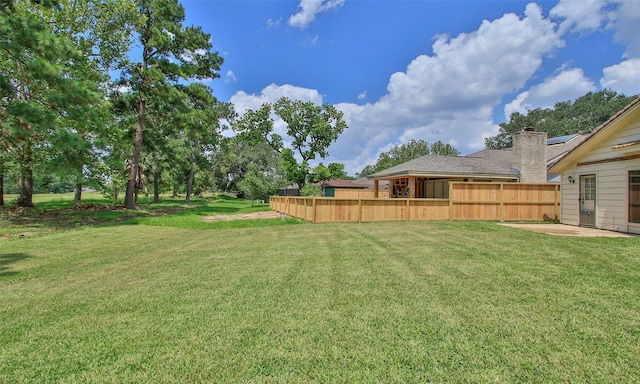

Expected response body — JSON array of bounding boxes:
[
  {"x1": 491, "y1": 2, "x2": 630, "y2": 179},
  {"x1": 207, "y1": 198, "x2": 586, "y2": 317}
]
[
  {"x1": 233, "y1": 97, "x2": 347, "y2": 189},
  {"x1": 1, "y1": 0, "x2": 226, "y2": 208},
  {"x1": 309, "y1": 163, "x2": 347, "y2": 184},
  {"x1": 116, "y1": 0, "x2": 223, "y2": 208},
  {"x1": 485, "y1": 90, "x2": 638, "y2": 149},
  {"x1": 1, "y1": 0, "x2": 107, "y2": 206}
]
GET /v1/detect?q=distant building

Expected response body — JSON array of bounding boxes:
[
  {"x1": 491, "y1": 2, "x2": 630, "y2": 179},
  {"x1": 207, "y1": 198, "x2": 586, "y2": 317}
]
[{"x1": 312, "y1": 179, "x2": 370, "y2": 197}]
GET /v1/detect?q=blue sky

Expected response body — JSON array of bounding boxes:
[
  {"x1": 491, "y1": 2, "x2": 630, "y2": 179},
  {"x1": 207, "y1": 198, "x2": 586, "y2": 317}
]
[{"x1": 183, "y1": 0, "x2": 640, "y2": 175}]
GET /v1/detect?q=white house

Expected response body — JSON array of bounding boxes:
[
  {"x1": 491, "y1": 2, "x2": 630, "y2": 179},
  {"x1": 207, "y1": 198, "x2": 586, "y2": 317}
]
[{"x1": 548, "y1": 97, "x2": 640, "y2": 234}]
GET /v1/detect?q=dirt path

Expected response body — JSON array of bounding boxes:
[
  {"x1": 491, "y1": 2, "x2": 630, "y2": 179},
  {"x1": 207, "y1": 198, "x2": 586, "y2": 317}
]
[{"x1": 202, "y1": 211, "x2": 281, "y2": 222}]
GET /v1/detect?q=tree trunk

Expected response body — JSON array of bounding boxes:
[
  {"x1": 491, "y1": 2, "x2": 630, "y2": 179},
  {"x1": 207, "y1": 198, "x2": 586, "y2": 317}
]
[
  {"x1": 125, "y1": 99, "x2": 146, "y2": 209},
  {"x1": 16, "y1": 143, "x2": 34, "y2": 208},
  {"x1": 186, "y1": 140, "x2": 197, "y2": 204},
  {"x1": 153, "y1": 170, "x2": 160, "y2": 203},
  {"x1": 0, "y1": 173, "x2": 4, "y2": 206},
  {"x1": 16, "y1": 166, "x2": 34, "y2": 208},
  {"x1": 185, "y1": 165, "x2": 193, "y2": 204},
  {"x1": 74, "y1": 183, "x2": 82, "y2": 205},
  {"x1": 113, "y1": 181, "x2": 119, "y2": 201}
]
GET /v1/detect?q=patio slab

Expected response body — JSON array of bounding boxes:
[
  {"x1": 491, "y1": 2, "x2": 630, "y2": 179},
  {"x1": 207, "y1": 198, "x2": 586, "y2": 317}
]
[{"x1": 499, "y1": 223, "x2": 637, "y2": 237}]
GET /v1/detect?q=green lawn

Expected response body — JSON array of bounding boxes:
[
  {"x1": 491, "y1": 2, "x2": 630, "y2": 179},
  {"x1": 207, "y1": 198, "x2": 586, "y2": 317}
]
[
  {"x1": 1, "y1": 201, "x2": 639, "y2": 382},
  {"x1": 0, "y1": 193, "x2": 296, "y2": 239}
]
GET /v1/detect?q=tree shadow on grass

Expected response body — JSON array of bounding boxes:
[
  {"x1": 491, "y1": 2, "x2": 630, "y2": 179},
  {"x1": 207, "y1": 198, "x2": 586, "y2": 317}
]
[
  {"x1": 0, "y1": 253, "x2": 31, "y2": 277},
  {"x1": 172, "y1": 204, "x2": 243, "y2": 216},
  {"x1": 1, "y1": 195, "x2": 271, "y2": 232}
]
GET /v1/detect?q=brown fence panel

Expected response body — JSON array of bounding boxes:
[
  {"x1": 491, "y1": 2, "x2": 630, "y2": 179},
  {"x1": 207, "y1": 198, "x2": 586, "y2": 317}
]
[
  {"x1": 270, "y1": 182, "x2": 560, "y2": 223},
  {"x1": 502, "y1": 183, "x2": 556, "y2": 202},
  {"x1": 314, "y1": 198, "x2": 360, "y2": 223},
  {"x1": 271, "y1": 196, "x2": 287, "y2": 214},
  {"x1": 501, "y1": 183, "x2": 559, "y2": 221},
  {"x1": 360, "y1": 199, "x2": 407, "y2": 222},
  {"x1": 334, "y1": 189, "x2": 389, "y2": 199},
  {"x1": 452, "y1": 202, "x2": 501, "y2": 220},
  {"x1": 450, "y1": 182, "x2": 499, "y2": 202},
  {"x1": 502, "y1": 202, "x2": 557, "y2": 221},
  {"x1": 409, "y1": 199, "x2": 449, "y2": 221},
  {"x1": 449, "y1": 182, "x2": 559, "y2": 221}
]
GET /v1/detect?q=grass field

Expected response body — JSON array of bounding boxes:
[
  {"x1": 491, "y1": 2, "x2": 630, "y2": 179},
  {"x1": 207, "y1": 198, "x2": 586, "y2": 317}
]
[
  {"x1": 0, "y1": 193, "x2": 297, "y2": 239},
  {"x1": 1, "y1": 196, "x2": 639, "y2": 382}
]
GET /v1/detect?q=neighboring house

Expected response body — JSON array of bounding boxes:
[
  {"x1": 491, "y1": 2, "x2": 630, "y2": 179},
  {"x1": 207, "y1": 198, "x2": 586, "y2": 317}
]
[
  {"x1": 352, "y1": 177, "x2": 389, "y2": 191},
  {"x1": 548, "y1": 97, "x2": 640, "y2": 234},
  {"x1": 369, "y1": 129, "x2": 584, "y2": 198},
  {"x1": 313, "y1": 179, "x2": 371, "y2": 197},
  {"x1": 277, "y1": 185, "x2": 300, "y2": 196}
]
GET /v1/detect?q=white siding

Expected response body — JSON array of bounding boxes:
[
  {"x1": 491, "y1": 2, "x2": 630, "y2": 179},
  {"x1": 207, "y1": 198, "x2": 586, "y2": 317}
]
[
  {"x1": 579, "y1": 120, "x2": 640, "y2": 163},
  {"x1": 559, "y1": 118, "x2": 640, "y2": 233},
  {"x1": 560, "y1": 163, "x2": 580, "y2": 226}
]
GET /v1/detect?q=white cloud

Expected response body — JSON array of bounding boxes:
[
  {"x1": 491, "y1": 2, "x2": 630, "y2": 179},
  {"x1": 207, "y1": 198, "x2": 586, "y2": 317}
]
[
  {"x1": 607, "y1": 0, "x2": 640, "y2": 58},
  {"x1": 551, "y1": 1, "x2": 640, "y2": 58},
  {"x1": 266, "y1": 17, "x2": 283, "y2": 30},
  {"x1": 230, "y1": 3, "x2": 640, "y2": 175},
  {"x1": 600, "y1": 58, "x2": 640, "y2": 95},
  {"x1": 225, "y1": 70, "x2": 237, "y2": 83},
  {"x1": 230, "y1": 83, "x2": 323, "y2": 115},
  {"x1": 550, "y1": 0, "x2": 640, "y2": 97},
  {"x1": 288, "y1": 0, "x2": 345, "y2": 30},
  {"x1": 329, "y1": 3, "x2": 564, "y2": 173},
  {"x1": 505, "y1": 68, "x2": 597, "y2": 117},
  {"x1": 550, "y1": 0, "x2": 609, "y2": 34},
  {"x1": 230, "y1": 4, "x2": 568, "y2": 175},
  {"x1": 308, "y1": 34, "x2": 319, "y2": 45},
  {"x1": 229, "y1": 84, "x2": 325, "y2": 156}
]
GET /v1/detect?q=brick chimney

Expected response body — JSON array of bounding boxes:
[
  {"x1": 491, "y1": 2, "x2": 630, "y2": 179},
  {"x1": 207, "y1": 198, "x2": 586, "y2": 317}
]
[{"x1": 512, "y1": 127, "x2": 547, "y2": 183}]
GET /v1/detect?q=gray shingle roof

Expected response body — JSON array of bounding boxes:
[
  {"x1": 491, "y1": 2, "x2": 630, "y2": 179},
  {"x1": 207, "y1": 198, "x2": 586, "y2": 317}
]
[
  {"x1": 369, "y1": 154, "x2": 515, "y2": 178},
  {"x1": 369, "y1": 134, "x2": 585, "y2": 179}
]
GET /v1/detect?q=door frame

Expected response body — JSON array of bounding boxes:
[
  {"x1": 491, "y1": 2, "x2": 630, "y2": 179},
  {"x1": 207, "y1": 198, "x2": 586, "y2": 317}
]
[{"x1": 579, "y1": 174, "x2": 596, "y2": 227}]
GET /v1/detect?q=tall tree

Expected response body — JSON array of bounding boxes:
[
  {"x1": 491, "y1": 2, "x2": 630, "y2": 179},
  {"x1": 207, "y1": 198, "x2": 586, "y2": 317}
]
[
  {"x1": 178, "y1": 83, "x2": 224, "y2": 204},
  {"x1": 234, "y1": 97, "x2": 347, "y2": 189},
  {"x1": 0, "y1": 0, "x2": 103, "y2": 207},
  {"x1": 48, "y1": 0, "x2": 136, "y2": 204},
  {"x1": 118, "y1": 0, "x2": 223, "y2": 208},
  {"x1": 485, "y1": 89, "x2": 638, "y2": 149}
]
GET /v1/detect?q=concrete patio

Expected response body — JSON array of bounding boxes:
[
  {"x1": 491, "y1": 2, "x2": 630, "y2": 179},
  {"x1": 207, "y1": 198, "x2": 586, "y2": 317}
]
[{"x1": 500, "y1": 223, "x2": 637, "y2": 237}]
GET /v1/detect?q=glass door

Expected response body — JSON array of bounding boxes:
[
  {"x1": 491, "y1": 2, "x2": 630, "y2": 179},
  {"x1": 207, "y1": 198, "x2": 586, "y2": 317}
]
[{"x1": 580, "y1": 174, "x2": 596, "y2": 227}]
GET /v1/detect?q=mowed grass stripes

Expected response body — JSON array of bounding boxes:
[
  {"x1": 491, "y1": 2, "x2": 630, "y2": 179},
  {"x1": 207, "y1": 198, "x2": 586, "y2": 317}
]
[{"x1": 1, "y1": 221, "x2": 639, "y2": 382}]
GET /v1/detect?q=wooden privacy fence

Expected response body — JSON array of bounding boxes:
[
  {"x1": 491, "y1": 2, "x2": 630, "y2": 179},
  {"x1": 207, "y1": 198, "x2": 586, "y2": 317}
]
[
  {"x1": 333, "y1": 189, "x2": 389, "y2": 199},
  {"x1": 270, "y1": 182, "x2": 560, "y2": 223}
]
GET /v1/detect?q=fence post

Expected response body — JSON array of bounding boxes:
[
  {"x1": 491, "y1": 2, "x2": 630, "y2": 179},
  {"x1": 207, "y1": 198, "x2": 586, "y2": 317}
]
[
  {"x1": 499, "y1": 183, "x2": 505, "y2": 221},
  {"x1": 312, "y1": 198, "x2": 317, "y2": 224},
  {"x1": 448, "y1": 183, "x2": 454, "y2": 220},
  {"x1": 554, "y1": 184, "x2": 560, "y2": 221},
  {"x1": 358, "y1": 199, "x2": 362, "y2": 223},
  {"x1": 406, "y1": 198, "x2": 410, "y2": 221}
]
